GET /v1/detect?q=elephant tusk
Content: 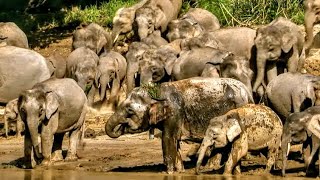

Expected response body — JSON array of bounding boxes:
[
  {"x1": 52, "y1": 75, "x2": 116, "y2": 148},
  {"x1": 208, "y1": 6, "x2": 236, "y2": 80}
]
[
  {"x1": 107, "y1": 83, "x2": 111, "y2": 89},
  {"x1": 134, "y1": 72, "x2": 137, "y2": 79},
  {"x1": 287, "y1": 143, "x2": 291, "y2": 156},
  {"x1": 113, "y1": 34, "x2": 119, "y2": 43}
]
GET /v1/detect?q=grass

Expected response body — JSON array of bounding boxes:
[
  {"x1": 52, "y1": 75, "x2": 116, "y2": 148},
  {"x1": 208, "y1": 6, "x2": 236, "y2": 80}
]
[{"x1": 0, "y1": 0, "x2": 305, "y2": 32}]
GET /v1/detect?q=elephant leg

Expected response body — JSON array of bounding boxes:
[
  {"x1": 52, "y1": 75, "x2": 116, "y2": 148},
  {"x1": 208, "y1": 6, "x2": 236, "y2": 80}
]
[
  {"x1": 16, "y1": 120, "x2": 22, "y2": 138},
  {"x1": 206, "y1": 153, "x2": 222, "y2": 170},
  {"x1": 224, "y1": 133, "x2": 248, "y2": 175},
  {"x1": 4, "y1": 117, "x2": 8, "y2": 138},
  {"x1": 265, "y1": 143, "x2": 279, "y2": 173},
  {"x1": 287, "y1": 51, "x2": 299, "y2": 73},
  {"x1": 41, "y1": 113, "x2": 58, "y2": 166},
  {"x1": 65, "y1": 128, "x2": 81, "y2": 161},
  {"x1": 175, "y1": 141, "x2": 184, "y2": 173},
  {"x1": 234, "y1": 164, "x2": 241, "y2": 175},
  {"x1": 87, "y1": 86, "x2": 96, "y2": 106},
  {"x1": 266, "y1": 62, "x2": 277, "y2": 84},
  {"x1": 305, "y1": 135, "x2": 320, "y2": 173},
  {"x1": 51, "y1": 133, "x2": 65, "y2": 162}
]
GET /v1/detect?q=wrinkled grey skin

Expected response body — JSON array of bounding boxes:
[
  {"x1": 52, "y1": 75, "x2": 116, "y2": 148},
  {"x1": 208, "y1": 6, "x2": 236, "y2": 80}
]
[
  {"x1": 253, "y1": 17, "x2": 304, "y2": 93},
  {"x1": 167, "y1": 8, "x2": 220, "y2": 42},
  {"x1": 196, "y1": 104, "x2": 282, "y2": 175},
  {"x1": 45, "y1": 53, "x2": 66, "y2": 78},
  {"x1": 281, "y1": 106, "x2": 320, "y2": 177},
  {"x1": 141, "y1": 30, "x2": 168, "y2": 47},
  {"x1": 4, "y1": 98, "x2": 24, "y2": 138},
  {"x1": 180, "y1": 32, "x2": 224, "y2": 52},
  {"x1": 135, "y1": 0, "x2": 182, "y2": 40},
  {"x1": 112, "y1": 0, "x2": 148, "y2": 42},
  {"x1": 66, "y1": 47, "x2": 99, "y2": 106},
  {"x1": 304, "y1": 0, "x2": 320, "y2": 55},
  {"x1": 171, "y1": 47, "x2": 232, "y2": 81},
  {"x1": 95, "y1": 51, "x2": 127, "y2": 109},
  {"x1": 72, "y1": 23, "x2": 112, "y2": 55},
  {"x1": 139, "y1": 45, "x2": 178, "y2": 85},
  {"x1": 266, "y1": 72, "x2": 320, "y2": 121},
  {"x1": 0, "y1": 22, "x2": 28, "y2": 48},
  {"x1": 18, "y1": 78, "x2": 87, "y2": 169},
  {"x1": 105, "y1": 77, "x2": 253, "y2": 173},
  {"x1": 201, "y1": 55, "x2": 254, "y2": 95},
  {"x1": 0, "y1": 46, "x2": 51, "y2": 103},
  {"x1": 125, "y1": 42, "x2": 151, "y2": 94}
]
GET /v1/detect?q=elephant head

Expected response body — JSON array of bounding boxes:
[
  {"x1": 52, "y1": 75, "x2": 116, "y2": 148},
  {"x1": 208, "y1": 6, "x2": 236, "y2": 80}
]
[
  {"x1": 166, "y1": 17, "x2": 203, "y2": 42},
  {"x1": 105, "y1": 86, "x2": 168, "y2": 138},
  {"x1": 196, "y1": 111, "x2": 242, "y2": 174},
  {"x1": 4, "y1": 98, "x2": 20, "y2": 137},
  {"x1": 253, "y1": 19, "x2": 298, "y2": 92},
  {"x1": 135, "y1": 5, "x2": 167, "y2": 40},
  {"x1": 72, "y1": 23, "x2": 112, "y2": 55},
  {"x1": 72, "y1": 60, "x2": 97, "y2": 93},
  {"x1": 304, "y1": 0, "x2": 320, "y2": 54},
  {"x1": 281, "y1": 106, "x2": 320, "y2": 176},
  {"x1": 180, "y1": 32, "x2": 223, "y2": 52},
  {"x1": 139, "y1": 46, "x2": 177, "y2": 85},
  {"x1": 18, "y1": 89, "x2": 60, "y2": 165},
  {"x1": 125, "y1": 42, "x2": 151, "y2": 93}
]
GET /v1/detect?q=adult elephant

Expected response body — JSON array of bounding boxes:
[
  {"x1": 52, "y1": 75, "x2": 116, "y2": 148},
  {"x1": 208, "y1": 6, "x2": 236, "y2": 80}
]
[
  {"x1": 266, "y1": 72, "x2": 320, "y2": 121},
  {"x1": 72, "y1": 23, "x2": 112, "y2": 55},
  {"x1": 135, "y1": 0, "x2": 182, "y2": 40},
  {"x1": 171, "y1": 47, "x2": 232, "y2": 81},
  {"x1": 0, "y1": 46, "x2": 50, "y2": 103},
  {"x1": 95, "y1": 51, "x2": 127, "y2": 109},
  {"x1": 105, "y1": 77, "x2": 253, "y2": 174},
  {"x1": 66, "y1": 47, "x2": 99, "y2": 106},
  {"x1": 281, "y1": 106, "x2": 320, "y2": 177},
  {"x1": 0, "y1": 22, "x2": 28, "y2": 48},
  {"x1": 167, "y1": 8, "x2": 220, "y2": 42},
  {"x1": 18, "y1": 78, "x2": 87, "y2": 168},
  {"x1": 304, "y1": 0, "x2": 320, "y2": 55},
  {"x1": 253, "y1": 17, "x2": 304, "y2": 93}
]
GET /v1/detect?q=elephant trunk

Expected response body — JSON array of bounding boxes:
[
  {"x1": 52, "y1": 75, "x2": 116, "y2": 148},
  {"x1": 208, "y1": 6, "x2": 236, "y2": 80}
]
[
  {"x1": 253, "y1": 55, "x2": 266, "y2": 92},
  {"x1": 27, "y1": 119, "x2": 42, "y2": 159},
  {"x1": 281, "y1": 136, "x2": 290, "y2": 176},
  {"x1": 137, "y1": 21, "x2": 149, "y2": 40},
  {"x1": 112, "y1": 28, "x2": 121, "y2": 44},
  {"x1": 196, "y1": 141, "x2": 211, "y2": 174},
  {"x1": 105, "y1": 110, "x2": 127, "y2": 138},
  {"x1": 99, "y1": 75, "x2": 110, "y2": 101},
  {"x1": 126, "y1": 66, "x2": 138, "y2": 95}
]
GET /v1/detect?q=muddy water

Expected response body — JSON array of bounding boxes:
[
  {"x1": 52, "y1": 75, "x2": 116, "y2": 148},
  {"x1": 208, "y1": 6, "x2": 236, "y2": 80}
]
[{"x1": 0, "y1": 169, "x2": 313, "y2": 180}]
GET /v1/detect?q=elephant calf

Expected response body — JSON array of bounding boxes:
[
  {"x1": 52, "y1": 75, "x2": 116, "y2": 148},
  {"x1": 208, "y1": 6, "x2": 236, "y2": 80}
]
[
  {"x1": 4, "y1": 98, "x2": 24, "y2": 138},
  {"x1": 282, "y1": 106, "x2": 320, "y2": 177},
  {"x1": 18, "y1": 78, "x2": 87, "y2": 168},
  {"x1": 196, "y1": 104, "x2": 283, "y2": 175}
]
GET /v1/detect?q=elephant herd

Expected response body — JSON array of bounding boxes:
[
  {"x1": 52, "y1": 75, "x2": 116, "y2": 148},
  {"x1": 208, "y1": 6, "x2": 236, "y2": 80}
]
[{"x1": 2, "y1": 0, "x2": 320, "y2": 177}]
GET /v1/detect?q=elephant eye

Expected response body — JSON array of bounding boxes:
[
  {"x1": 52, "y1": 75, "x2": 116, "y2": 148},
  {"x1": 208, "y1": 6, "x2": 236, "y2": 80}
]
[
  {"x1": 126, "y1": 107, "x2": 135, "y2": 115},
  {"x1": 151, "y1": 67, "x2": 157, "y2": 72}
]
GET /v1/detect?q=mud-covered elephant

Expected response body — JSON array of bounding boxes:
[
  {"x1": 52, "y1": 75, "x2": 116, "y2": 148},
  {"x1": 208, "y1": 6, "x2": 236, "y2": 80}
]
[
  {"x1": 281, "y1": 106, "x2": 320, "y2": 177},
  {"x1": 105, "y1": 77, "x2": 253, "y2": 173},
  {"x1": 135, "y1": 0, "x2": 182, "y2": 40},
  {"x1": 0, "y1": 46, "x2": 51, "y2": 103},
  {"x1": 304, "y1": 0, "x2": 320, "y2": 55},
  {"x1": 139, "y1": 45, "x2": 178, "y2": 85},
  {"x1": 4, "y1": 98, "x2": 24, "y2": 138},
  {"x1": 196, "y1": 104, "x2": 282, "y2": 175},
  {"x1": 18, "y1": 78, "x2": 87, "y2": 168},
  {"x1": 111, "y1": 0, "x2": 148, "y2": 42},
  {"x1": 72, "y1": 23, "x2": 112, "y2": 55},
  {"x1": 180, "y1": 32, "x2": 223, "y2": 52},
  {"x1": 253, "y1": 17, "x2": 304, "y2": 92},
  {"x1": 0, "y1": 22, "x2": 28, "y2": 48},
  {"x1": 171, "y1": 47, "x2": 232, "y2": 81},
  {"x1": 66, "y1": 47, "x2": 99, "y2": 106},
  {"x1": 95, "y1": 51, "x2": 127, "y2": 109},
  {"x1": 201, "y1": 55, "x2": 254, "y2": 95},
  {"x1": 266, "y1": 72, "x2": 320, "y2": 121},
  {"x1": 167, "y1": 8, "x2": 220, "y2": 42},
  {"x1": 45, "y1": 52, "x2": 66, "y2": 78}
]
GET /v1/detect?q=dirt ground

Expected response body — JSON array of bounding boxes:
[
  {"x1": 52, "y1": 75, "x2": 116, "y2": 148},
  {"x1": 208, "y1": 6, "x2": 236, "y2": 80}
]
[{"x1": 0, "y1": 25, "x2": 320, "y2": 178}]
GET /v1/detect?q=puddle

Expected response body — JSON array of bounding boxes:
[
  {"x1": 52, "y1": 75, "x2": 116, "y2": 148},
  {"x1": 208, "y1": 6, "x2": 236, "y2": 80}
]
[{"x1": 0, "y1": 169, "x2": 313, "y2": 180}]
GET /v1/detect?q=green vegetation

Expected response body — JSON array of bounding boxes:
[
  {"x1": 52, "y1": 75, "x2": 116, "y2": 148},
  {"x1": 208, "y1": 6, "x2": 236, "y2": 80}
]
[
  {"x1": 141, "y1": 83, "x2": 162, "y2": 99},
  {"x1": 0, "y1": 0, "x2": 305, "y2": 32}
]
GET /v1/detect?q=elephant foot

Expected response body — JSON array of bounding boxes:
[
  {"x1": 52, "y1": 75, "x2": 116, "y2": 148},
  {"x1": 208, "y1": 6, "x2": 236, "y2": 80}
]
[
  {"x1": 51, "y1": 150, "x2": 63, "y2": 162},
  {"x1": 65, "y1": 153, "x2": 78, "y2": 162},
  {"x1": 41, "y1": 158, "x2": 51, "y2": 166}
]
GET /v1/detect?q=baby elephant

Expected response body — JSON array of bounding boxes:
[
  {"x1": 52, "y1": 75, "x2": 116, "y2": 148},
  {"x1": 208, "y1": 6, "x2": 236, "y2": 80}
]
[
  {"x1": 4, "y1": 98, "x2": 24, "y2": 138},
  {"x1": 196, "y1": 104, "x2": 283, "y2": 175},
  {"x1": 18, "y1": 78, "x2": 87, "y2": 168}
]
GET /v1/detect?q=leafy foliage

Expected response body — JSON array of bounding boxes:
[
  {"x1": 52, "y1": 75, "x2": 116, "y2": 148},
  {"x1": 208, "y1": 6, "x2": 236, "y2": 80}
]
[{"x1": 141, "y1": 83, "x2": 162, "y2": 99}]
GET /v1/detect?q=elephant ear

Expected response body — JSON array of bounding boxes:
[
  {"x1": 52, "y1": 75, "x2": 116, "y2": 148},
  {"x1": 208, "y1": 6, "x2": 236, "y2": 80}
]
[
  {"x1": 96, "y1": 30, "x2": 108, "y2": 55},
  {"x1": 226, "y1": 114, "x2": 242, "y2": 142},
  {"x1": 148, "y1": 99, "x2": 169, "y2": 125},
  {"x1": 306, "y1": 114, "x2": 320, "y2": 139},
  {"x1": 45, "y1": 92, "x2": 59, "y2": 120},
  {"x1": 281, "y1": 30, "x2": 297, "y2": 53}
]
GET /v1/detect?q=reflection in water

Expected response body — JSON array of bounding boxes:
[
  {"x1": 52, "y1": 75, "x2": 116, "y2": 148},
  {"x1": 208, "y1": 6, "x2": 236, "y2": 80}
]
[{"x1": 0, "y1": 169, "x2": 311, "y2": 180}]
